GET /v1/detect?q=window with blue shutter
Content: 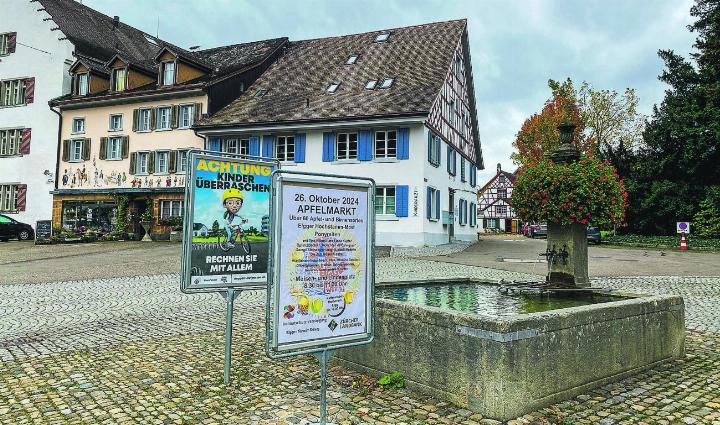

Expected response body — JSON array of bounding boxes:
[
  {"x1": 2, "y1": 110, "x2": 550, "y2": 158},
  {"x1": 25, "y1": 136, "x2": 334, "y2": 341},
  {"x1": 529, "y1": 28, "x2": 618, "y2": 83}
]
[
  {"x1": 426, "y1": 187, "x2": 432, "y2": 219},
  {"x1": 322, "y1": 132, "x2": 335, "y2": 162},
  {"x1": 395, "y1": 185, "x2": 408, "y2": 217},
  {"x1": 447, "y1": 146, "x2": 456, "y2": 176},
  {"x1": 249, "y1": 136, "x2": 260, "y2": 156},
  {"x1": 470, "y1": 164, "x2": 477, "y2": 187},
  {"x1": 262, "y1": 135, "x2": 274, "y2": 159},
  {"x1": 435, "y1": 189, "x2": 440, "y2": 220},
  {"x1": 461, "y1": 157, "x2": 466, "y2": 182},
  {"x1": 470, "y1": 202, "x2": 476, "y2": 226},
  {"x1": 358, "y1": 130, "x2": 373, "y2": 161},
  {"x1": 396, "y1": 128, "x2": 409, "y2": 160},
  {"x1": 208, "y1": 137, "x2": 221, "y2": 152},
  {"x1": 294, "y1": 133, "x2": 306, "y2": 163}
]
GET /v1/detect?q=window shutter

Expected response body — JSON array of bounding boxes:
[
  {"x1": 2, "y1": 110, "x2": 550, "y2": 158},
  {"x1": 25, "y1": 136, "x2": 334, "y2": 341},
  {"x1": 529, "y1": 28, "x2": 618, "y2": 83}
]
[
  {"x1": 208, "y1": 137, "x2": 221, "y2": 152},
  {"x1": 132, "y1": 109, "x2": 139, "y2": 132},
  {"x1": 435, "y1": 189, "x2": 441, "y2": 220},
  {"x1": 82, "y1": 138, "x2": 91, "y2": 160},
  {"x1": 322, "y1": 132, "x2": 335, "y2": 162},
  {"x1": 170, "y1": 105, "x2": 179, "y2": 129},
  {"x1": 129, "y1": 152, "x2": 137, "y2": 174},
  {"x1": 446, "y1": 146, "x2": 452, "y2": 174},
  {"x1": 470, "y1": 202, "x2": 476, "y2": 226},
  {"x1": 169, "y1": 150, "x2": 177, "y2": 173},
  {"x1": 149, "y1": 107, "x2": 157, "y2": 130},
  {"x1": 194, "y1": 103, "x2": 203, "y2": 121},
  {"x1": 148, "y1": 151, "x2": 155, "y2": 174},
  {"x1": 294, "y1": 133, "x2": 306, "y2": 163},
  {"x1": 99, "y1": 137, "x2": 107, "y2": 160},
  {"x1": 262, "y1": 135, "x2": 274, "y2": 159},
  {"x1": 8, "y1": 33, "x2": 17, "y2": 53},
  {"x1": 122, "y1": 136, "x2": 129, "y2": 159},
  {"x1": 24, "y1": 77, "x2": 35, "y2": 104},
  {"x1": 249, "y1": 136, "x2": 260, "y2": 156},
  {"x1": 358, "y1": 130, "x2": 372, "y2": 161},
  {"x1": 20, "y1": 128, "x2": 31, "y2": 155},
  {"x1": 427, "y1": 131, "x2": 433, "y2": 163},
  {"x1": 16, "y1": 184, "x2": 27, "y2": 211},
  {"x1": 395, "y1": 185, "x2": 409, "y2": 217},
  {"x1": 62, "y1": 139, "x2": 70, "y2": 162},
  {"x1": 426, "y1": 187, "x2": 432, "y2": 219},
  {"x1": 397, "y1": 128, "x2": 409, "y2": 160},
  {"x1": 461, "y1": 157, "x2": 466, "y2": 182}
]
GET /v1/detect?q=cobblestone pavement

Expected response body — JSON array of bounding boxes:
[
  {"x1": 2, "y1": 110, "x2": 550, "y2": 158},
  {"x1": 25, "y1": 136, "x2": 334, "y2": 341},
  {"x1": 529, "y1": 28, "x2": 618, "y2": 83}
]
[{"x1": 0, "y1": 258, "x2": 719, "y2": 424}]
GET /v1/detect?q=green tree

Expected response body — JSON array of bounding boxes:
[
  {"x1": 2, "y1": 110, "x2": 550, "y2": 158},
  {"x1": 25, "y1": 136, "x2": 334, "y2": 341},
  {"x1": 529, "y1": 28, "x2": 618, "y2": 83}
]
[
  {"x1": 211, "y1": 220, "x2": 220, "y2": 236},
  {"x1": 549, "y1": 78, "x2": 645, "y2": 159},
  {"x1": 693, "y1": 186, "x2": 720, "y2": 238},
  {"x1": 627, "y1": 0, "x2": 720, "y2": 234}
]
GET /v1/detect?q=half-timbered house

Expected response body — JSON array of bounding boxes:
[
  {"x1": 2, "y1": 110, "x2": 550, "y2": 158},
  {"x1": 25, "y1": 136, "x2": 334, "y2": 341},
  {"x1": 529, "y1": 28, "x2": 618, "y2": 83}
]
[
  {"x1": 194, "y1": 20, "x2": 484, "y2": 246},
  {"x1": 477, "y1": 163, "x2": 520, "y2": 233}
]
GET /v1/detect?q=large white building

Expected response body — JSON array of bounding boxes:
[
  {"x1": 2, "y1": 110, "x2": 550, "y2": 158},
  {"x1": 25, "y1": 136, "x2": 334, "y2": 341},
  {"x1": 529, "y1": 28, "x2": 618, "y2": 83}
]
[
  {"x1": 196, "y1": 20, "x2": 484, "y2": 246},
  {"x1": 0, "y1": 0, "x2": 76, "y2": 232}
]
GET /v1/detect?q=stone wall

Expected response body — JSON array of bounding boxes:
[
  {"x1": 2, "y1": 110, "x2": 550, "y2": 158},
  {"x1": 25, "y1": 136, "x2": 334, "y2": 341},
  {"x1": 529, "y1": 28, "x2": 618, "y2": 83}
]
[{"x1": 336, "y1": 291, "x2": 685, "y2": 420}]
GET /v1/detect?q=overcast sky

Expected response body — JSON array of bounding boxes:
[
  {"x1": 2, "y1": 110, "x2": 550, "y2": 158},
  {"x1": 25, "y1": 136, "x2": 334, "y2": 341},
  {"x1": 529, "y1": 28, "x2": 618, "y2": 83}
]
[{"x1": 84, "y1": 0, "x2": 698, "y2": 183}]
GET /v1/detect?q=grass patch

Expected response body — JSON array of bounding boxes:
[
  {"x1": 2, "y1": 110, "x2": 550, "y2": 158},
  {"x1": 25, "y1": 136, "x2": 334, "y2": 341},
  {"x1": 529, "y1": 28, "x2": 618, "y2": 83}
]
[{"x1": 191, "y1": 235, "x2": 268, "y2": 243}]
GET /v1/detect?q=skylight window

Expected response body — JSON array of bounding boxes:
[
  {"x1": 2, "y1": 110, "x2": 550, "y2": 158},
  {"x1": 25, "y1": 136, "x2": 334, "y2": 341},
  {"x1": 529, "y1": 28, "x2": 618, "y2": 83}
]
[
  {"x1": 374, "y1": 33, "x2": 390, "y2": 43},
  {"x1": 365, "y1": 80, "x2": 378, "y2": 90},
  {"x1": 346, "y1": 55, "x2": 358, "y2": 65},
  {"x1": 380, "y1": 78, "x2": 394, "y2": 89},
  {"x1": 327, "y1": 83, "x2": 340, "y2": 93},
  {"x1": 144, "y1": 35, "x2": 158, "y2": 46},
  {"x1": 254, "y1": 89, "x2": 267, "y2": 98}
]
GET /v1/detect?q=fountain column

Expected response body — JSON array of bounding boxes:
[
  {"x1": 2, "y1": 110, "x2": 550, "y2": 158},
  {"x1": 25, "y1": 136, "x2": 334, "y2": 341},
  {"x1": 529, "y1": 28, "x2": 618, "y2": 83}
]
[{"x1": 546, "y1": 123, "x2": 589, "y2": 288}]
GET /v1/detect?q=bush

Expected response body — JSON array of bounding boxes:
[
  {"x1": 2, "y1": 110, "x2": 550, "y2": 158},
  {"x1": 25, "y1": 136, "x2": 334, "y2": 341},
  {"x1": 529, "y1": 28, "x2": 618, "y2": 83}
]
[
  {"x1": 378, "y1": 372, "x2": 405, "y2": 389},
  {"x1": 605, "y1": 234, "x2": 720, "y2": 250},
  {"x1": 513, "y1": 155, "x2": 627, "y2": 226},
  {"x1": 158, "y1": 216, "x2": 183, "y2": 231},
  {"x1": 693, "y1": 186, "x2": 720, "y2": 238}
]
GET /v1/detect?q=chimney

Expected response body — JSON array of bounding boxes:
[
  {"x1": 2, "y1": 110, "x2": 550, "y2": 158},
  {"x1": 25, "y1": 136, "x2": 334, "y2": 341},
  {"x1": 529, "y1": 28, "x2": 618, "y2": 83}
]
[
  {"x1": 497, "y1": 163, "x2": 502, "y2": 174},
  {"x1": 113, "y1": 16, "x2": 120, "y2": 28}
]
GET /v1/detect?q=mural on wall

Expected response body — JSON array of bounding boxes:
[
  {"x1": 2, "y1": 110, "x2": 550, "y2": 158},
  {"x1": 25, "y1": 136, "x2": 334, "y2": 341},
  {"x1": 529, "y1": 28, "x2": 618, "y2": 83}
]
[{"x1": 60, "y1": 156, "x2": 185, "y2": 189}]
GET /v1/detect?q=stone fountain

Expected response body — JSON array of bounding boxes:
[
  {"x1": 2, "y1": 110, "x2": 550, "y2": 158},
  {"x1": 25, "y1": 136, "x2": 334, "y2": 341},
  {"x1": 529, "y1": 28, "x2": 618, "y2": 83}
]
[{"x1": 543, "y1": 123, "x2": 589, "y2": 287}]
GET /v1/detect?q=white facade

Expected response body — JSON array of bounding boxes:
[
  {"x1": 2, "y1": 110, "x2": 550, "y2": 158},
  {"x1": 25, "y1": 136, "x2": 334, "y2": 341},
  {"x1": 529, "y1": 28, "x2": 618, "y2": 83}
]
[
  {"x1": 201, "y1": 119, "x2": 479, "y2": 247},
  {"x1": 0, "y1": 1, "x2": 74, "y2": 227}
]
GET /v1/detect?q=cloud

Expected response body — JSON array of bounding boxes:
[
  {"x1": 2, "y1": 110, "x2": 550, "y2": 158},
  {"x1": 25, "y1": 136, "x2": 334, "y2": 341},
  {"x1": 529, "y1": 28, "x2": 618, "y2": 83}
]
[{"x1": 85, "y1": 0, "x2": 697, "y2": 186}]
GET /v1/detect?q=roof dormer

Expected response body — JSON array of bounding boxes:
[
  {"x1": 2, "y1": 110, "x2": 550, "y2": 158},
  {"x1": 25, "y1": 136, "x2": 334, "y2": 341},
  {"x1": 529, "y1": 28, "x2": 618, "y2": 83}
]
[
  {"x1": 69, "y1": 59, "x2": 109, "y2": 96},
  {"x1": 105, "y1": 54, "x2": 157, "y2": 92},
  {"x1": 154, "y1": 47, "x2": 211, "y2": 86}
]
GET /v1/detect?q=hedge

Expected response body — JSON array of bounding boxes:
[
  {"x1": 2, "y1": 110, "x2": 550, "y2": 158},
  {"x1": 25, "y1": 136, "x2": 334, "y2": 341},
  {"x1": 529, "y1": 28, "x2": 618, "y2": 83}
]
[{"x1": 605, "y1": 234, "x2": 720, "y2": 250}]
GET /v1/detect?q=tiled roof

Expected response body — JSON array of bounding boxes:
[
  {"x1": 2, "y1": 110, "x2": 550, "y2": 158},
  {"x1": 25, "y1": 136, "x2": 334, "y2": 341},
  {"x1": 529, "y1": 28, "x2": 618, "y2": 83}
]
[
  {"x1": 42, "y1": 0, "x2": 287, "y2": 104},
  {"x1": 196, "y1": 38, "x2": 289, "y2": 77},
  {"x1": 197, "y1": 19, "x2": 467, "y2": 127},
  {"x1": 38, "y1": 0, "x2": 193, "y2": 69}
]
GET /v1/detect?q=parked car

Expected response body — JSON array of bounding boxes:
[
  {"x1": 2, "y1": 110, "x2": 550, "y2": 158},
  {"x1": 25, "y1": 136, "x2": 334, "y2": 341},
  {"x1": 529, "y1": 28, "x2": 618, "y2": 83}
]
[
  {"x1": 528, "y1": 223, "x2": 547, "y2": 238},
  {"x1": 0, "y1": 214, "x2": 34, "y2": 241},
  {"x1": 587, "y1": 226, "x2": 602, "y2": 245}
]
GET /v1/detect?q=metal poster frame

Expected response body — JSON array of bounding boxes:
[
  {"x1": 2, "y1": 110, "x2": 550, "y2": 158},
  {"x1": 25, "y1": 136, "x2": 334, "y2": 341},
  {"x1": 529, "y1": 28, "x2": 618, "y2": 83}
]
[
  {"x1": 265, "y1": 170, "x2": 376, "y2": 359},
  {"x1": 178, "y1": 148, "x2": 277, "y2": 385},
  {"x1": 180, "y1": 149, "x2": 278, "y2": 294}
]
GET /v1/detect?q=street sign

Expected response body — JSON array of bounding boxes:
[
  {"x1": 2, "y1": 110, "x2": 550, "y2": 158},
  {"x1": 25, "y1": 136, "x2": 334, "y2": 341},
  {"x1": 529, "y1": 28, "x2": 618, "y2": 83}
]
[
  {"x1": 265, "y1": 170, "x2": 375, "y2": 425},
  {"x1": 267, "y1": 171, "x2": 375, "y2": 354},
  {"x1": 181, "y1": 151, "x2": 276, "y2": 292},
  {"x1": 676, "y1": 222, "x2": 690, "y2": 234}
]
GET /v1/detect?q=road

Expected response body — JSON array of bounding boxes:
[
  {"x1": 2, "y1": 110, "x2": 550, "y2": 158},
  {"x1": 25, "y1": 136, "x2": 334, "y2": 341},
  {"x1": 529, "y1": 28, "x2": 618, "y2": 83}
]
[{"x1": 428, "y1": 235, "x2": 720, "y2": 277}]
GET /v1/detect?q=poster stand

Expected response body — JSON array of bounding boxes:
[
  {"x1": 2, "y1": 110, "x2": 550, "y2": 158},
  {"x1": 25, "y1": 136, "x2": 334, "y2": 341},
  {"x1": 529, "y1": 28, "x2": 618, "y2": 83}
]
[
  {"x1": 265, "y1": 170, "x2": 375, "y2": 425},
  {"x1": 179, "y1": 149, "x2": 278, "y2": 384}
]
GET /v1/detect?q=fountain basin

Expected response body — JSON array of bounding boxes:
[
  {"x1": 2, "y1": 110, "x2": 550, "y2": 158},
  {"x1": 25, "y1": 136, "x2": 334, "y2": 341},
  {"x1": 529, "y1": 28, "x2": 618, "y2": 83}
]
[{"x1": 336, "y1": 280, "x2": 685, "y2": 420}]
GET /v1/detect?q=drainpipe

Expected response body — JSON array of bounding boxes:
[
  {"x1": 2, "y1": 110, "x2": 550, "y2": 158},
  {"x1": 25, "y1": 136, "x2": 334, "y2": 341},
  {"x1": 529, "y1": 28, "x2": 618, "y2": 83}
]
[
  {"x1": 49, "y1": 104, "x2": 62, "y2": 228},
  {"x1": 49, "y1": 104, "x2": 63, "y2": 192}
]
